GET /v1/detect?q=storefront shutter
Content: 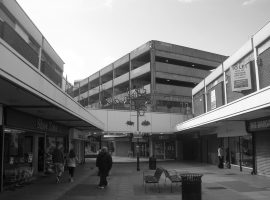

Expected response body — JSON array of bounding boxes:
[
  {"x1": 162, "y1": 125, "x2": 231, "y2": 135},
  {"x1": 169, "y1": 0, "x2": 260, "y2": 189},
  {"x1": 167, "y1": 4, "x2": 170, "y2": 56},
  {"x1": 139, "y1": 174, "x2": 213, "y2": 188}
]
[{"x1": 256, "y1": 132, "x2": 270, "y2": 176}]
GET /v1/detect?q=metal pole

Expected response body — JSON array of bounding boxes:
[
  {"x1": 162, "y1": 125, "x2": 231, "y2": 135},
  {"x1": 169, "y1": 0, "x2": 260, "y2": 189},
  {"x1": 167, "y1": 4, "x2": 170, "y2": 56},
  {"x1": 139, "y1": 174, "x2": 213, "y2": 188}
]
[
  {"x1": 239, "y1": 136, "x2": 242, "y2": 172},
  {"x1": 99, "y1": 135, "x2": 102, "y2": 150},
  {"x1": 137, "y1": 110, "x2": 140, "y2": 171},
  {"x1": 252, "y1": 133, "x2": 256, "y2": 175}
]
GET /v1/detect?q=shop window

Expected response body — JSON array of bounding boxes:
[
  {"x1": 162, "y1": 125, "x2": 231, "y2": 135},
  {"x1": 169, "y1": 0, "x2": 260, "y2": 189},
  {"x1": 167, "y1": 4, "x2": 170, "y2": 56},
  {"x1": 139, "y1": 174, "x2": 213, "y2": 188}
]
[
  {"x1": 241, "y1": 136, "x2": 253, "y2": 168},
  {"x1": 222, "y1": 136, "x2": 253, "y2": 168},
  {"x1": 3, "y1": 129, "x2": 34, "y2": 187}
]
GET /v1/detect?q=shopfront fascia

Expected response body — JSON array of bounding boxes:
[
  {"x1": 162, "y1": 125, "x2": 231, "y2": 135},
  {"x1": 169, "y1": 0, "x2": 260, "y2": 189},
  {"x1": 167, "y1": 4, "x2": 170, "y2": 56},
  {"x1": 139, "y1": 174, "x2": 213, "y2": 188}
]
[
  {"x1": 1, "y1": 108, "x2": 68, "y2": 190},
  {"x1": 246, "y1": 116, "x2": 270, "y2": 176}
]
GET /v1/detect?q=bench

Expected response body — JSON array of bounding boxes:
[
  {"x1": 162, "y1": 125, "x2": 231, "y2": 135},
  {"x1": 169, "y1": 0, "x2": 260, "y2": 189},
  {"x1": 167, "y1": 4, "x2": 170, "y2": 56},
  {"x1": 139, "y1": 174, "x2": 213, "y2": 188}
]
[
  {"x1": 143, "y1": 167, "x2": 163, "y2": 193},
  {"x1": 163, "y1": 169, "x2": 182, "y2": 192}
]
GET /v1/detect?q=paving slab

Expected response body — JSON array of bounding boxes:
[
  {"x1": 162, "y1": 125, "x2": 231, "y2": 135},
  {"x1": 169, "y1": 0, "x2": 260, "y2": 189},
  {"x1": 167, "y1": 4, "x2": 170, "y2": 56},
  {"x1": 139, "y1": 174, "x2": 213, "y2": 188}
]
[{"x1": 1, "y1": 157, "x2": 270, "y2": 200}]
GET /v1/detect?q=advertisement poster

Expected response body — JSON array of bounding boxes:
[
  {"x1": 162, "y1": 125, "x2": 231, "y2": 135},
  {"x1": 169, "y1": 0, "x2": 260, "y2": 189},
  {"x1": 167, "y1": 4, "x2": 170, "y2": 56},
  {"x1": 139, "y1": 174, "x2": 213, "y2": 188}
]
[{"x1": 230, "y1": 62, "x2": 252, "y2": 91}]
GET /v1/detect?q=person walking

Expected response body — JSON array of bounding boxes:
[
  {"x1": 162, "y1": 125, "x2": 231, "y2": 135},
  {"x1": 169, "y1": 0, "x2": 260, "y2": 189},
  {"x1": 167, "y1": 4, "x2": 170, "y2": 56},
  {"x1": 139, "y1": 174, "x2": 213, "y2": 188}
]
[
  {"x1": 52, "y1": 142, "x2": 65, "y2": 183},
  {"x1": 67, "y1": 146, "x2": 77, "y2": 183},
  {"x1": 218, "y1": 146, "x2": 224, "y2": 169},
  {"x1": 96, "y1": 147, "x2": 112, "y2": 189}
]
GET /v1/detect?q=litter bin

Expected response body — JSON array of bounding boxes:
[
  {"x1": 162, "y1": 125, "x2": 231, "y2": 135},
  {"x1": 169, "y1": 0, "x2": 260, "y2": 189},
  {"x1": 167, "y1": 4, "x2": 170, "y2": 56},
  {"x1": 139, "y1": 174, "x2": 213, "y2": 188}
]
[
  {"x1": 181, "y1": 173, "x2": 203, "y2": 200},
  {"x1": 149, "y1": 157, "x2": 156, "y2": 170}
]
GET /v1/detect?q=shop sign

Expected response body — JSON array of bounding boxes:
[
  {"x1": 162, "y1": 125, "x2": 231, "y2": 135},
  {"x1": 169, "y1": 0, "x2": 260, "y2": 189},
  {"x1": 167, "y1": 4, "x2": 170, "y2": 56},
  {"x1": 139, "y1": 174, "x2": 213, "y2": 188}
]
[
  {"x1": 247, "y1": 118, "x2": 270, "y2": 132},
  {"x1": 230, "y1": 62, "x2": 252, "y2": 91},
  {"x1": 36, "y1": 118, "x2": 58, "y2": 132},
  {"x1": 158, "y1": 135, "x2": 170, "y2": 140},
  {"x1": 71, "y1": 129, "x2": 87, "y2": 140},
  {"x1": 210, "y1": 89, "x2": 216, "y2": 110}
]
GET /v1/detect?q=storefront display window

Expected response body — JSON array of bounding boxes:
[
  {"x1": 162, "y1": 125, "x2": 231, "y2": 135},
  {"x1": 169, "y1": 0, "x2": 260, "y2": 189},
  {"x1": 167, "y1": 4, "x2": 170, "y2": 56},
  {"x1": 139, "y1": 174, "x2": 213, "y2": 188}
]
[
  {"x1": 241, "y1": 135, "x2": 253, "y2": 168},
  {"x1": 222, "y1": 135, "x2": 253, "y2": 168},
  {"x1": 3, "y1": 128, "x2": 34, "y2": 187},
  {"x1": 154, "y1": 141, "x2": 164, "y2": 159},
  {"x1": 45, "y1": 136, "x2": 65, "y2": 174},
  {"x1": 165, "y1": 141, "x2": 175, "y2": 159}
]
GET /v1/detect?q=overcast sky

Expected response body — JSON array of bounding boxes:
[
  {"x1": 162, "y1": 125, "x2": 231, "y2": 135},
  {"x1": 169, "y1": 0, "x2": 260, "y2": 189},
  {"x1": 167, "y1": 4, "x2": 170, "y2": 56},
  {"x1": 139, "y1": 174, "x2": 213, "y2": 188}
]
[{"x1": 16, "y1": 0, "x2": 270, "y2": 84}]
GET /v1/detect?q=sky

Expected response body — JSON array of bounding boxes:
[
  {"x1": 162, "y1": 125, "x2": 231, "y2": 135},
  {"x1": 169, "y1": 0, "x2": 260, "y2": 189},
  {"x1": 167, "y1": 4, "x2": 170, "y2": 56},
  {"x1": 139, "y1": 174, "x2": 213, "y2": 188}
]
[{"x1": 16, "y1": 0, "x2": 270, "y2": 84}]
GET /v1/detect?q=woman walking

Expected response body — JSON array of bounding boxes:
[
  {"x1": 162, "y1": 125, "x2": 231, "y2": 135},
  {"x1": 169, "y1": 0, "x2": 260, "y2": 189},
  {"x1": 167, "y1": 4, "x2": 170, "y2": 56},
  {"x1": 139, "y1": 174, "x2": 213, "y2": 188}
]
[{"x1": 67, "y1": 147, "x2": 77, "y2": 182}]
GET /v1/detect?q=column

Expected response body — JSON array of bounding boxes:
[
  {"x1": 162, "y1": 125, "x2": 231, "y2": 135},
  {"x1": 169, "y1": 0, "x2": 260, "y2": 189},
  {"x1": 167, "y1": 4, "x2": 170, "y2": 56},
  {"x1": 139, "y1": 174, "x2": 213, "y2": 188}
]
[
  {"x1": 129, "y1": 53, "x2": 132, "y2": 111},
  {"x1": 204, "y1": 79, "x2": 208, "y2": 112},
  {"x1": 98, "y1": 71, "x2": 102, "y2": 108},
  {"x1": 0, "y1": 105, "x2": 4, "y2": 192},
  {"x1": 38, "y1": 36, "x2": 44, "y2": 71},
  {"x1": 112, "y1": 63, "x2": 115, "y2": 109},
  {"x1": 222, "y1": 63, "x2": 228, "y2": 105},
  {"x1": 252, "y1": 133, "x2": 257, "y2": 175},
  {"x1": 251, "y1": 37, "x2": 260, "y2": 91},
  {"x1": 150, "y1": 46, "x2": 156, "y2": 111}
]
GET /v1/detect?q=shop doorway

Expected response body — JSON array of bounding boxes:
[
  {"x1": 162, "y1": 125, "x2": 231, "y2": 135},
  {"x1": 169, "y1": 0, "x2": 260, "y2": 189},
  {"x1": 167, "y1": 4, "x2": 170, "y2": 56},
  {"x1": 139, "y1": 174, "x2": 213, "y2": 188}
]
[{"x1": 38, "y1": 137, "x2": 45, "y2": 172}]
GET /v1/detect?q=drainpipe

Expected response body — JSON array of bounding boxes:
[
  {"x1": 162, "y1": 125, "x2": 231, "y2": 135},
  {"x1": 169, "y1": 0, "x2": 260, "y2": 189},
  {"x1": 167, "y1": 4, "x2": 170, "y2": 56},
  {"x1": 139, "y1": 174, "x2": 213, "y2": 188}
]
[{"x1": 251, "y1": 37, "x2": 260, "y2": 91}]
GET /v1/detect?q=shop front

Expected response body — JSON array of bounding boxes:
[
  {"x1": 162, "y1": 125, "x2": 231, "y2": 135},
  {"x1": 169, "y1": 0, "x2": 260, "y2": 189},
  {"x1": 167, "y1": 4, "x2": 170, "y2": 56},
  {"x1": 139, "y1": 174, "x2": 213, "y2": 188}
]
[
  {"x1": 151, "y1": 134, "x2": 176, "y2": 159},
  {"x1": 247, "y1": 116, "x2": 270, "y2": 175},
  {"x1": 2, "y1": 108, "x2": 69, "y2": 189},
  {"x1": 69, "y1": 129, "x2": 88, "y2": 164},
  {"x1": 132, "y1": 137, "x2": 149, "y2": 158},
  {"x1": 216, "y1": 121, "x2": 253, "y2": 172}
]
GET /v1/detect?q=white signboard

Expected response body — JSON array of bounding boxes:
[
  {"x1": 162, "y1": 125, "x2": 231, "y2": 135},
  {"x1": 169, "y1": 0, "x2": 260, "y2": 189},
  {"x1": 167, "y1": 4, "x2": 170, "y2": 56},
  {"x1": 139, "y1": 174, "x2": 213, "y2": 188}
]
[
  {"x1": 210, "y1": 90, "x2": 216, "y2": 110},
  {"x1": 230, "y1": 62, "x2": 252, "y2": 91}
]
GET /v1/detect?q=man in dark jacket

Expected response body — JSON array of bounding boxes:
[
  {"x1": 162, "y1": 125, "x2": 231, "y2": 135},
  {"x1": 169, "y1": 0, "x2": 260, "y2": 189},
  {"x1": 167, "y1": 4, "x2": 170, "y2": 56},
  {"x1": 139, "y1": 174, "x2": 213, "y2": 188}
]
[
  {"x1": 52, "y1": 142, "x2": 65, "y2": 183},
  {"x1": 96, "y1": 147, "x2": 112, "y2": 189}
]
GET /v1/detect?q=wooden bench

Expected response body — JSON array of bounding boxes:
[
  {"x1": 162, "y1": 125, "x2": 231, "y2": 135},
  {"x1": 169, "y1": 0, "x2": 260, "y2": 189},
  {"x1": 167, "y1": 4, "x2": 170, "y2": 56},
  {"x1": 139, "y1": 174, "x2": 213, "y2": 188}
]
[
  {"x1": 163, "y1": 169, "x2": 182, "y2": 192},
  {"x1": 143, "y1": 167, "x2": 163, "y2": 193}
]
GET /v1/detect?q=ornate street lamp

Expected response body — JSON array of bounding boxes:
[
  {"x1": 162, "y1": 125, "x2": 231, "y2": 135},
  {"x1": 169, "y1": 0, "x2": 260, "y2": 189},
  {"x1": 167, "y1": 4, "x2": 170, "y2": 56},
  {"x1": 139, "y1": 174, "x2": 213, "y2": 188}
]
[{"x1": 125, "y1": 87, "x2": 150, "y2": 171}]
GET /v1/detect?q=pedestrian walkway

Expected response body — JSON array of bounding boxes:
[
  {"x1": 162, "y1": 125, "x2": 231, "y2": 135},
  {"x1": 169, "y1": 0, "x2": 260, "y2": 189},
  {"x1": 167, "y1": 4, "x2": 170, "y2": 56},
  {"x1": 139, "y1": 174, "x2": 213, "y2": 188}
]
[{"x1": 1, "y1": 158, "x2": 270, "y2": 200}]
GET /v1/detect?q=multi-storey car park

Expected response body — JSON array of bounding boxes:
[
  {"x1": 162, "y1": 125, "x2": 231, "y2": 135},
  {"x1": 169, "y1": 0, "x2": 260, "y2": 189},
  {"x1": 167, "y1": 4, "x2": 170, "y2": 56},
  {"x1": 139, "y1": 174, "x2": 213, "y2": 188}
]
[{"x1": 72, "y1": 40, "x2": 227, "y2": 159}]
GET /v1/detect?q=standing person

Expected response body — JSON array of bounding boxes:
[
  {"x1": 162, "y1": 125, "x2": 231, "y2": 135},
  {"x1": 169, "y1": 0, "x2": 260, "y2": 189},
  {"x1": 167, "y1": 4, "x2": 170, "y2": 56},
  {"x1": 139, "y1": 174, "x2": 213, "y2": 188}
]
[
  {"x1": 67, "y1": 146, "x2": 77, "y2": 183},
  {"x1": 52, "y1": 142, "x2": 65, "y2": 183},
  {"x1": 96, "y1": 147, "x2": 112, "y2": 189},
  {"x1": 217, "y1": 146, "x2": 224, "y2": 169}
]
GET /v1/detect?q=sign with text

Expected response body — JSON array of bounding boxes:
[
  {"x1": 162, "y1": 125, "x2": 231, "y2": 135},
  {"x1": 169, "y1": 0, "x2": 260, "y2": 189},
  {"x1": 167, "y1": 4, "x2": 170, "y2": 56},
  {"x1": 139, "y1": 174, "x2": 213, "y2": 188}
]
[
  {"x1": 230, "y1": 62, "x2": 252, "y2": 91},
  {"x1": 247, "y1": 118, "x2": 270, "y2": 132}
]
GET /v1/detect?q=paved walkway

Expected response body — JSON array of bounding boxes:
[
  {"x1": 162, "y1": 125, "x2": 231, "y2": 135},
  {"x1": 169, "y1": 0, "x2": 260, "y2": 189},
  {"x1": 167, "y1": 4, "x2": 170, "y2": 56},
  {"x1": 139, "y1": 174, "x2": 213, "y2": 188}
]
[{"x1": 1, "y1": 157, "x2": 270, "y2": 200}]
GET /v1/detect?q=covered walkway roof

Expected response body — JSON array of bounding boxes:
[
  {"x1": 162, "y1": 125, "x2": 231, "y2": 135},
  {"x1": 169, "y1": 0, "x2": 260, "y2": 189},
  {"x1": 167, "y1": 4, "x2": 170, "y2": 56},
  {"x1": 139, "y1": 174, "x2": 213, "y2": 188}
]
[{"x1": 0, "y1": 39, "x2": 104, "y2": 131}]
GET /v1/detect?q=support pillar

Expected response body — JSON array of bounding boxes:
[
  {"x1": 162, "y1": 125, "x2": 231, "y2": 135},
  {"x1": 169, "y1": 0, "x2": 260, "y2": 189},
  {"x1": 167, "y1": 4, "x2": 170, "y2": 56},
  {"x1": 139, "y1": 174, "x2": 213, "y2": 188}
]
[
  {"x1": 0, "y1": 105, "x2": 4, "y2": 192},
  {"x1": 252, "y1": 133, "x2": 257, "y2": 175},
  {"x1": 150, "y1": 45, "x2": 156, "y2": 112}
]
